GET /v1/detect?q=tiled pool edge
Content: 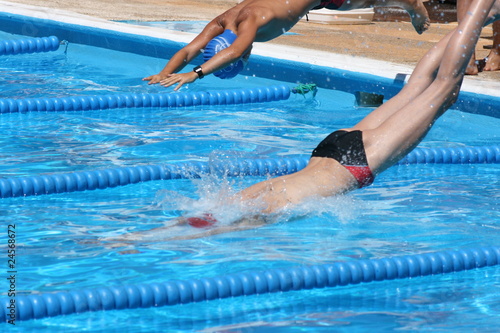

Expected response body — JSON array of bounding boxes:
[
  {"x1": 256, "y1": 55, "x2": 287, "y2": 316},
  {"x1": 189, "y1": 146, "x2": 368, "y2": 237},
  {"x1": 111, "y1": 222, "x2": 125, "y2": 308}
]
[{"x1": 0, "y1": 3, "x2": 498, "y2": 118}]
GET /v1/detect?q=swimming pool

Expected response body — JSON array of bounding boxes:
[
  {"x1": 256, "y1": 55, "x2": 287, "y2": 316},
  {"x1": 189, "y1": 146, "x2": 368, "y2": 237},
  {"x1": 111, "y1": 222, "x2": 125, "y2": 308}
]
[{"x1": 1, "y1": 4, "x2": 499, "y2": 332}]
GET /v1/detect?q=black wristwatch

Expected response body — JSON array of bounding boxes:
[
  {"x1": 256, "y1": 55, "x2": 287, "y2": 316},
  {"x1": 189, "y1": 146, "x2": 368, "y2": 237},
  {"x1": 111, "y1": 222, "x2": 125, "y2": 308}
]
[{"x1": 193, "y1": 65, "x2": 204, "y2": 79}]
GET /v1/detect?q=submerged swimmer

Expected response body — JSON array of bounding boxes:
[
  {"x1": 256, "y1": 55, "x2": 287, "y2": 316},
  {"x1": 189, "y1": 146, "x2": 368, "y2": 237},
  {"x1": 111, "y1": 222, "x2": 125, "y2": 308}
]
[
  {"x1": 143, "y1": 0, "x2": 430, "y2": 90},
  {"x1": 105, "y1": 212, "x2": 271, "y2": 244}
]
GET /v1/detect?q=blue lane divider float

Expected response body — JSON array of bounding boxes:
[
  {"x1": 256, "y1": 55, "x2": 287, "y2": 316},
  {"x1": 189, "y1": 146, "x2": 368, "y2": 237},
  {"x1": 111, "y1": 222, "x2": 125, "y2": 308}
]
[
  {"x1": 0, "y1": 36, "x2": 60, "y2": 56},
  {"x1": 0, "y1": 85, "x2": 291, "y2": 113},
  {"x1": 0, "y1": 145, "x2": 498, "y2": 199},
  {"x1": 1, "y1": 246, "x2": 498, "y2": 322},
  {"x1": 397, "y1": 145, "x2": 500, "y2": 164}
]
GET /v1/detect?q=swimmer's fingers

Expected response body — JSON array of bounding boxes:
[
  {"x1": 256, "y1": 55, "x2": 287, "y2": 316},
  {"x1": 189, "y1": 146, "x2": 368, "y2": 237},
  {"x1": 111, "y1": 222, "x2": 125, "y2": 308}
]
[
  {"x1": 174, "y1": 82, "x2": 185, "y2": 91},
  {"x1": 160, "y1": 73, "x2": 197, "y2": 91},
  {"x1": 159, "y1": 74, "x2": 180, "y2": 88},
  {"x1": 143, "y1": 74, "x2": 165, "y2": 84}
]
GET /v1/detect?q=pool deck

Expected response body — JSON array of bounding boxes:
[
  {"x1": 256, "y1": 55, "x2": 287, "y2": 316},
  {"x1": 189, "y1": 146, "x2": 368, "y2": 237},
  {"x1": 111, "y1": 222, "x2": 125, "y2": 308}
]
[{"x1": 1, "y1": 0, "x2": 499, "y2": 97}]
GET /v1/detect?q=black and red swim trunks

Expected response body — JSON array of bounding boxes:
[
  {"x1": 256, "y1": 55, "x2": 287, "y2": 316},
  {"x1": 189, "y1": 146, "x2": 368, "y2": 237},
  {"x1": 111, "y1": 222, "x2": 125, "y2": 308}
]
[{"x1": 311, "y1": 130, "x2": 375, "y2": 188}]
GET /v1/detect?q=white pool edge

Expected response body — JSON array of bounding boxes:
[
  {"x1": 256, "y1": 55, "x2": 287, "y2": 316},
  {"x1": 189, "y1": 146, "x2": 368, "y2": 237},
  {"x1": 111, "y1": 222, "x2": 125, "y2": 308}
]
[{"x1": 1, "y1": 0, "x2": 499, "y2": 97}]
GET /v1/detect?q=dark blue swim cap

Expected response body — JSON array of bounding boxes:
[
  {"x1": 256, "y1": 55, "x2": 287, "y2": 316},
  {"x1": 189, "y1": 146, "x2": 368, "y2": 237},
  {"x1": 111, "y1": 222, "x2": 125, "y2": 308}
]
[{"x1": 203, "y1": 29, "x2": 246, "y2": 79}]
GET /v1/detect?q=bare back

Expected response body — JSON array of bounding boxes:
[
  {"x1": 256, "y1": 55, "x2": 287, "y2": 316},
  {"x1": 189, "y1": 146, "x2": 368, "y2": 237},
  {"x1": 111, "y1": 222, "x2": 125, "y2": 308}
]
[{"x1": 215, "y1": 0, "x2": 317, "y2": 42}]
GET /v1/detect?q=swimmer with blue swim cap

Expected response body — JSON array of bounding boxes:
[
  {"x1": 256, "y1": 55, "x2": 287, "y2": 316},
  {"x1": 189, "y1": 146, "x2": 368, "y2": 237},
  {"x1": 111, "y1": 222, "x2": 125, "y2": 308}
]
[
  {"x1": 143, "y1": 0, "x2": 430, "y2": 90},
  {"x1": 203, "y1": 29, "x2": 250, "y2": 79}
]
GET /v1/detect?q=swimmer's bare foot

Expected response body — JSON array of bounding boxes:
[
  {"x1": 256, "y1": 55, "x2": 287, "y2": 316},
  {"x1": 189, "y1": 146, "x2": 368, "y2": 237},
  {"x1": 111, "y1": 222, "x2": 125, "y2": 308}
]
[
  {"x1": 483, "y1": 50, "x2": 500, "y2": 71},
  {"x1": 408, "y1": 1, "x2": 431, "y2": 34},
  {"x1": 465, "y1": 55, "x2": 480, "y2": 75}
]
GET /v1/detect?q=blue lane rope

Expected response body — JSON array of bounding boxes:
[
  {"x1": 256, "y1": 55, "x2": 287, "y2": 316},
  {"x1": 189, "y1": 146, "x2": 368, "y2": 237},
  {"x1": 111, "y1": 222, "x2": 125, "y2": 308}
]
[
  {"x1": 0, "y1": 145, "x2": 498, "y2": 199},
  {"x1": 1, "y1": 246, "x2": 498, "y2": 322},
  {"x1": 0, "y1": 85, "x2": 292, "y2": 113},
  {"x1": 398, "y1": 145, "x2": 500, "y2": 164},
  {"x1": 0, "y1": 36, "x2": 60, "y2": 56}
]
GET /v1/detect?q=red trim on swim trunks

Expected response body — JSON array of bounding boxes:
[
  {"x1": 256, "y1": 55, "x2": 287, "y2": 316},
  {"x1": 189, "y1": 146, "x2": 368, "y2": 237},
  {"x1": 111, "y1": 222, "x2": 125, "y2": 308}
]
[
  {"x1": 186, "y1": 213, "x2": 218, "y2": 228},
  {"x1": 343, "y1": 165, "x2": 374, "y2": 188}
]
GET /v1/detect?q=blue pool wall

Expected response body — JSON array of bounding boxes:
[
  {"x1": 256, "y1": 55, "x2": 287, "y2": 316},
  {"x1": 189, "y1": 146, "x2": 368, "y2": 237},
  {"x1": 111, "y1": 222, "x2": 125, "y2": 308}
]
[{"x1": 0, "y1": 11, "x2": 499, "y2": 118}]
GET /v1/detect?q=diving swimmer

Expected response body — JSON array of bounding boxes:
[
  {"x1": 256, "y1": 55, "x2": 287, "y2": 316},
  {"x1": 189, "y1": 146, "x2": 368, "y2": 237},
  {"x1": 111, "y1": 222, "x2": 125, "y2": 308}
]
[
  {"x1": 117, "y1": 0, "x2": 499, "y2": 243},
  {"x1": 143, "y1": 0, "x2": 431, "y2": 90},
  {"x1": 177, "y1": 0, "x2": 499, "y2": 234},
  {"x1": 235, "y1": 0, "x2": 500, "y2": 214}
]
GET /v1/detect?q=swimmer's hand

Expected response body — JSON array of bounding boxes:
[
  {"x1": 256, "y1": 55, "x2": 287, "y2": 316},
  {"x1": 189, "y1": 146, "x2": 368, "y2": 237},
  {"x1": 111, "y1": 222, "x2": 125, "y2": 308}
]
[
  {"x1": 143, "y1": 73, "x2": 169, "y2": 85},
  {"x1": 159, "y1": 72, "x2": 198, "y2": 91}
]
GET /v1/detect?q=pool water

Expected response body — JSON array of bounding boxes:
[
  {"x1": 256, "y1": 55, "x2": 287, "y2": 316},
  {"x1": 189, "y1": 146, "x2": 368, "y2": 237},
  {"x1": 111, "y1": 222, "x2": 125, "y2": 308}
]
[{"x1": 1, "y1": 31, "x2": 499, "y2": 332}]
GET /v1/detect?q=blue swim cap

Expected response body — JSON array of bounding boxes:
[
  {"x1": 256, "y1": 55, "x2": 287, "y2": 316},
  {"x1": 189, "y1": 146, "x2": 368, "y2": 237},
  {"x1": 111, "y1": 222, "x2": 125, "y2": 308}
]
[{"x1": 203, "y1": 29, "x2": 246, "y2": 79}]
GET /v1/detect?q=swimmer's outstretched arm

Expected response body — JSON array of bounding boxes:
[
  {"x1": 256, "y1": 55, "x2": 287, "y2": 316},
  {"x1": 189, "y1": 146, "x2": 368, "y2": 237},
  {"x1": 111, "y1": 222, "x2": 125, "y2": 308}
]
[
  {"x1": 156, "y1": 20, "x2": 256, "y2": 91},
  {"x1": 143, "y1": 7, "x2": 256, "y2": 90},
  {"x1": 101, "y1": 215, "x2": 270, "y2": 244},
  {"x1": 142, "y1": 20, "x2": 223, "y2": 85},
  {"x1": 166, "y1": 215, "x2": 270, "y2": 241}
]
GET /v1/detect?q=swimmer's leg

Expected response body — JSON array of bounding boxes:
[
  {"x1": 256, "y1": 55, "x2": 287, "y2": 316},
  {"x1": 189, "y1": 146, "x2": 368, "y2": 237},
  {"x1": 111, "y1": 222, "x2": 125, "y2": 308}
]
[
  {"x1": 484, "y1": 21, "x2": 500, "y2": 71},
  {"x1": 339, "y1": 0, "x2": 430, "y2": 34},
  {"x1": 458, "y1": 0, "x2": 481, "y2": 75},
  {"x1": 362, "y1": 0, "x2": 495, "y2": 173},
  {"x1": 353, "y1": 0, "x2": 498, "y2": 131},
  {"x1": 351, "y1": 29, "x2": 454, "y2": 132}
]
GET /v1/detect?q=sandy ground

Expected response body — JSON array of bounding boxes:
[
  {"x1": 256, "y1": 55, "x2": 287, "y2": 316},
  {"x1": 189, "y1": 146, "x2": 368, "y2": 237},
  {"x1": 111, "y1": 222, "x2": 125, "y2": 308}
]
[{"x1": 4, "y1": 0, "x2": 499, "y2": 82}]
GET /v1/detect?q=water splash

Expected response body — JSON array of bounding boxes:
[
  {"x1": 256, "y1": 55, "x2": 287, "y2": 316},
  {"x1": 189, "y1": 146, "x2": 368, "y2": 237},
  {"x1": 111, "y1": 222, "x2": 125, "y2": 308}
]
[{"x1": 154, "y1": 169, "x2": 363, "y2": 228}]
